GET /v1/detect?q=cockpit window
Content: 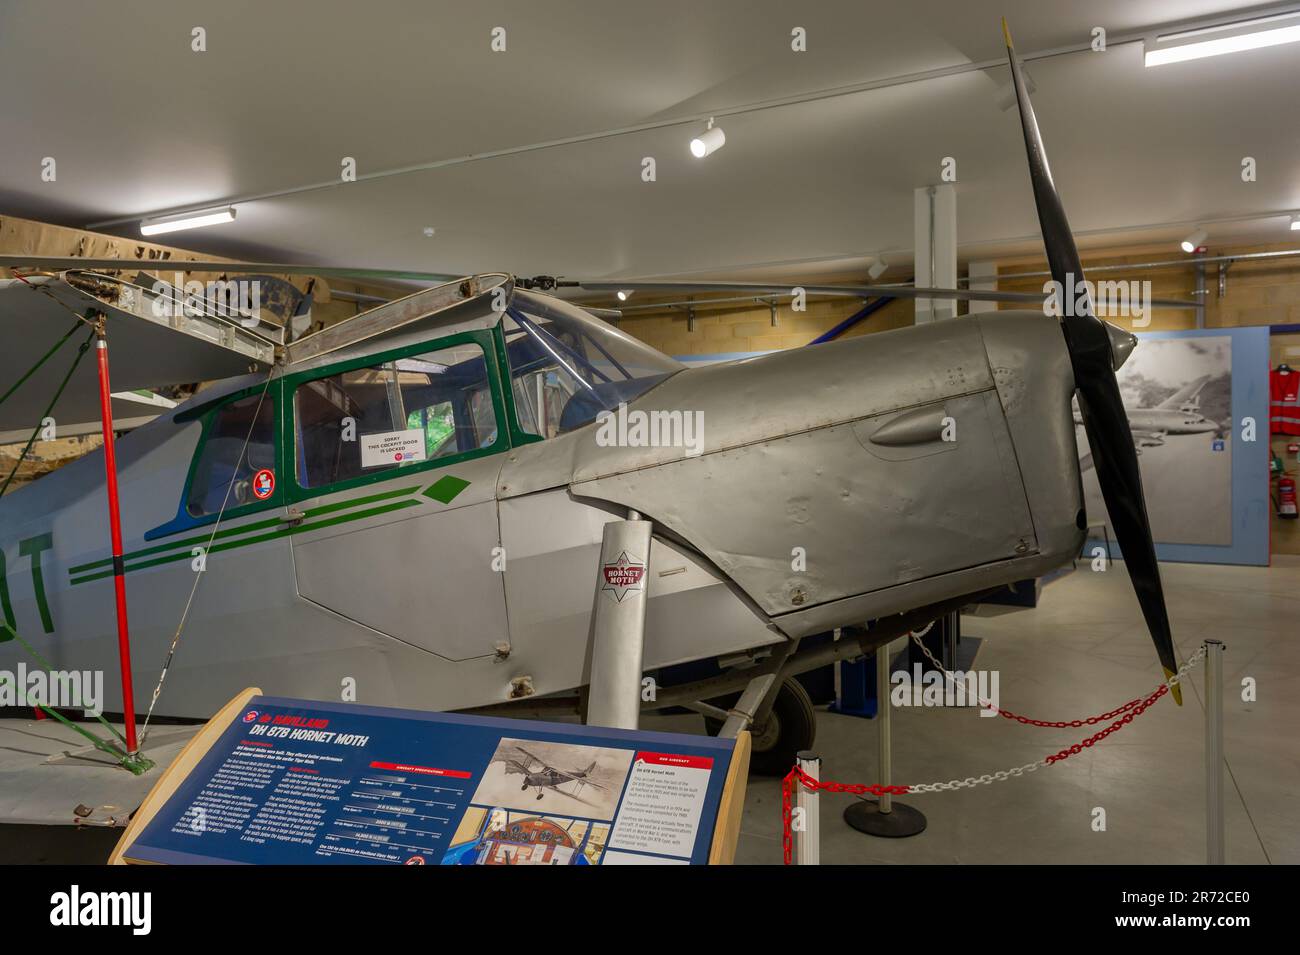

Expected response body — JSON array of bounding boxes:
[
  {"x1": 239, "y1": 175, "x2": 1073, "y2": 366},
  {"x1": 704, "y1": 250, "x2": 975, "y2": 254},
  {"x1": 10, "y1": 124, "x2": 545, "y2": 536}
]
[
  {"x1": 503, "y1": 290, "x2": 682, "y2": 438},
  {"x1": 293, "y1": 341, "x2": 498, "y2": 489},
  {"x1": 186, "y1": 392, "x2": 276, "y2": 516}
]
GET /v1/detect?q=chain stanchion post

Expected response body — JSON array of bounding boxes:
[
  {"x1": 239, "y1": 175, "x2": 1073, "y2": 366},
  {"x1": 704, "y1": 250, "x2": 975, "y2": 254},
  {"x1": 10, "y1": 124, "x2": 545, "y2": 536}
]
[
  {"x1": 1204, "y1": 639, "x2": 1225, "y2": 865},
  {"x1": 877, "y1": 643, "x2": 892, "y2": 815},
  {"x1": 843, "y1": 640, "x2": 927, "y2": 837},
  {"x1": 795, "y1": 751, "x2": 820, "y2": 865}
]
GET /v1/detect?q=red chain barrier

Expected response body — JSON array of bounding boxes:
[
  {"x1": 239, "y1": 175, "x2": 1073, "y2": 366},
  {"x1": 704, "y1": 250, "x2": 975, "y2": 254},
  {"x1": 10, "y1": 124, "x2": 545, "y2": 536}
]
[
  {"x1": 1041, "y1": 683, "x2": 1168, "y2": 764},
  {"x1": 990, "y1": 695, "x2": 1147, "y2": 727},
  {"x1": 779, "y1": 683, "x2": 1172, "y2": 864}
]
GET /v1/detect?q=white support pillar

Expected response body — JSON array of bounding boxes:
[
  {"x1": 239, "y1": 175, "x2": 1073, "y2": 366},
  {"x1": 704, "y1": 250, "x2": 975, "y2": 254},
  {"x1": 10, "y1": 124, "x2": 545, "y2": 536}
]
[{"x1": 913, "y1": 184, "x2": 957, "y2": 323}]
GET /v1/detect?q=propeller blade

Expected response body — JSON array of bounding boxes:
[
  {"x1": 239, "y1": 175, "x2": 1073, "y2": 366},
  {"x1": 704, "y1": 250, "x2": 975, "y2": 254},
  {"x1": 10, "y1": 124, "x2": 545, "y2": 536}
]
[{"x1": 1001, "y1": 19, "x2": 1181, "y2": 701}]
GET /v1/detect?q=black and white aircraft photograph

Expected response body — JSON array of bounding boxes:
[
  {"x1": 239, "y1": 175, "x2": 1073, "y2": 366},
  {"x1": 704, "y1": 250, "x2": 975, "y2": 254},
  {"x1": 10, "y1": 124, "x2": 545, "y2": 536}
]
[
  {"x1": 0, "y1": 0, "x2": 1293, "y2": 935},
  {"x1": 475, "y1": 739, "x2": 629, "y2": 816}
]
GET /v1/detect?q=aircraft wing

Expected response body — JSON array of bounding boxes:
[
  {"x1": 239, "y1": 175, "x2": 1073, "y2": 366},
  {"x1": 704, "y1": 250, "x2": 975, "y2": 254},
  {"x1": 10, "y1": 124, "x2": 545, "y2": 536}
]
[
  {"x1": 1156, "y1": 374, "x2": 1210, "y2": 410},
  {"x1": 499, "y1": 758, "x2": 532, "y2": 777},
  {"x1": 0, "y1": 273, "x2": 276, "y2": 434},
  {"x1": 511, "y1": 744, "x2": 551, "y2": 771},
  {"x1": 1133, "y1": 430, "x2": 1166, "y2": 447},
  {"x1": 0, "y1": 716, "x2": 197, "y2": 825}
]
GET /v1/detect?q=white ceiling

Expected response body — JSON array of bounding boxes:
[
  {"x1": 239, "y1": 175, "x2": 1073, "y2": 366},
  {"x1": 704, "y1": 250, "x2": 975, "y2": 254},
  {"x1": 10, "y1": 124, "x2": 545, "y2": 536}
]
[{"x1": 2, "y1": 0, "x2": 1298, "y2": 284}]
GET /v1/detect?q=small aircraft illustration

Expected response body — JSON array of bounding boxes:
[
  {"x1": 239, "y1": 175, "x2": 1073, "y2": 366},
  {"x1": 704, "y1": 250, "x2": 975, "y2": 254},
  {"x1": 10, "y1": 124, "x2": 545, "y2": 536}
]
[
  {"x1": 0, "y1": 20, "x2": 1190, "y2": 794},
  {"x1": 499, "y1": 745, "x2": 608, "y2": 801}
]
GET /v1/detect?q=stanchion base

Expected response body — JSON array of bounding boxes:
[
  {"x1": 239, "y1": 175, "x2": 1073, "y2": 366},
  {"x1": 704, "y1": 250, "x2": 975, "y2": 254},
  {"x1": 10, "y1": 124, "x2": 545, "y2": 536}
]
[{"x1": 843, "y1": 799, "x2": 927, "y2": 838}]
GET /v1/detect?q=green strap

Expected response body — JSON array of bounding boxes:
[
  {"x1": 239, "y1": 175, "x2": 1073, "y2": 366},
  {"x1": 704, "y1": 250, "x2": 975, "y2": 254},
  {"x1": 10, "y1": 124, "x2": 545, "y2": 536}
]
[
  {"x1": 1, "y1": 623, "x2": 154, "y2": 774},
  {"x1": 0, "y1": 329, "x2": 95, "y2": 498},
  {"x1": 0, "y1": 319, "x2": 83, "y2": 409},
  {"x1": 0, "y1": 670, "x2": 127, "y2": 763},
  {"x1": 3, "y1": 623, "x2": 128, "y2": 745}
]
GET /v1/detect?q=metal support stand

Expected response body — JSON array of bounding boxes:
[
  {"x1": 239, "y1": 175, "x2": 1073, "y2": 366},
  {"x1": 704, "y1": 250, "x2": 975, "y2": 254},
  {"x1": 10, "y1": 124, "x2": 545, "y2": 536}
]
[
  {"x1": 585, "y1": 511, "x2": 652, "y2": 730},
  {"x1": 795, "y1": 751, "x2": 820, "y2": 865},
  {"x1": 843, "y1": 642, "x2": 927, "y2": 838},
  {"x1": 1205, "y1": 639, "x2": 1225, "y2": 865},
  {"x1": 93, "y1": 318, "x2": 139, "y2": 756}
]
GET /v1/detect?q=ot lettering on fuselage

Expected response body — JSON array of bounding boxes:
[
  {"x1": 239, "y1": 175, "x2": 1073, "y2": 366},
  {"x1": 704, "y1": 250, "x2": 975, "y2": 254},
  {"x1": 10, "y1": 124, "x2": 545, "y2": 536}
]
[{"x1": 0, "y1": 531, "x2": 56, "y2": 635}]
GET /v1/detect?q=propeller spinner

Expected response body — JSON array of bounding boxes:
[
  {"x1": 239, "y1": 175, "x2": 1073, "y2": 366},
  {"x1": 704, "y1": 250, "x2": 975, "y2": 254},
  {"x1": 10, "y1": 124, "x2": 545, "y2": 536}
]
[{"x1": 1001, "y1": 19, "x2": 1182, "y2": 702}]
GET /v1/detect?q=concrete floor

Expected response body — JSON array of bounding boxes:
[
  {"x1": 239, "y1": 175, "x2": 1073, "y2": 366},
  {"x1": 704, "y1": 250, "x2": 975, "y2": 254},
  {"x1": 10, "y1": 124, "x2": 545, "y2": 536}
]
[
  {"x1": 5, "y1": 556, "x2": 1294, "y2": 865},
  {"x1": 656, "y1": 556, "x2": 1300, "y2": 865}
]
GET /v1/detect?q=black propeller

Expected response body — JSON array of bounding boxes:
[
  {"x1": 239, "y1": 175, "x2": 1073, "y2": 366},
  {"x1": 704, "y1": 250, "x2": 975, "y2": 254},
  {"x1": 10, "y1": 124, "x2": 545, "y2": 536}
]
[{"x1": 1001, "y1": 19, "x2": 1181, "y2": 702}]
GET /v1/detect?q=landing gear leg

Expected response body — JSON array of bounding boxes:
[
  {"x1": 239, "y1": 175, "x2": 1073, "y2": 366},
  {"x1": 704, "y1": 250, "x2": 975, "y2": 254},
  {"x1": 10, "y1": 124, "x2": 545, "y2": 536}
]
[{"x1": 704, "y1": 677, "x2": 816, "y2": 776}]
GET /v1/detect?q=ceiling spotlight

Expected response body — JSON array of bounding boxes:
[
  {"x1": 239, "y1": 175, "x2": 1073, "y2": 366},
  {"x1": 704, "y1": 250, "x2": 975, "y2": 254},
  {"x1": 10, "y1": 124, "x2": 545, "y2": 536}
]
[
  {"x1": 690, "y1": 118, "x2": 726, "y2": 159},
  {"x1": 616, "y1": 290, "x2": 634, "y2": 301},
  {"x1": 1180, "y1": 228, "x2": 1208, "y2": 253},
  {"x1": 868, "y1": 258, "x2": 888, "y2": 280},
  {"x1": 140, "y1": 206, "x2": 236, "y2": 237},
  {"x1": 1145, "y1": 12, "x2": 1300, "y2": 67}
]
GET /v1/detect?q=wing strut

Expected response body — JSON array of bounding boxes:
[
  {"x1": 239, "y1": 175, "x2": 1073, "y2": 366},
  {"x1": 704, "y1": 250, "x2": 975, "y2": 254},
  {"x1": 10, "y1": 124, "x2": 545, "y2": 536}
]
[{"x1": 92, "y1": 312, "x2": 142, "y2": 755}]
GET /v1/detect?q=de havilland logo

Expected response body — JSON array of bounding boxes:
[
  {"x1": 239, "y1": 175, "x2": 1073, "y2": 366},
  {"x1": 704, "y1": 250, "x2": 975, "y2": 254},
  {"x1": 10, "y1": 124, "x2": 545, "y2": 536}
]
[{"x1": 600, "y1": 551, "x2": 647, "y2": 602}]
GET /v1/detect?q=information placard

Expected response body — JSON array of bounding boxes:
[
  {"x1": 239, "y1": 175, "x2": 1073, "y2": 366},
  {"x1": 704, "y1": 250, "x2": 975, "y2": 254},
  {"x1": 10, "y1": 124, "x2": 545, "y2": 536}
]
[
  {"x1": 360, "y1": 428, "x2": 426, "y2": 468},
  {"x1": 118, "y1": 694, "x2": 743, "y2": 866}
]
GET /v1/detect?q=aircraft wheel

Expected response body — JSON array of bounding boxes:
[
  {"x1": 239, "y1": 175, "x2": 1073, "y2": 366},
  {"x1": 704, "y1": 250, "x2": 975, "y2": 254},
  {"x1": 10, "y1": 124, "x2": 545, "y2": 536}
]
[{"x1": 704, "y1": 678, "x2": 816, "y2": 777}]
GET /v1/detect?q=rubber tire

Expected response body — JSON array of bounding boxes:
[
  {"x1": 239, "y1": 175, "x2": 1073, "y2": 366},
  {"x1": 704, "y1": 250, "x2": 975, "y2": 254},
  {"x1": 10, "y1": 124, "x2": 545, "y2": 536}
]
[{"x1": 704, "y1": 678, "x2": 817, "y2": 777}]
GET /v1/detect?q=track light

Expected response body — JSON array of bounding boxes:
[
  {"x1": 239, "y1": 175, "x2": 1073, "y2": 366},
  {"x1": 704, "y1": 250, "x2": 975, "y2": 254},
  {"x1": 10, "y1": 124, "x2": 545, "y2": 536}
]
[
  {"x1": 616, "y1": 290, "x2": 633, "y2": 301},
  {"x1": 1145, "y1": 12, "x2": 1300, "y2": 67},
  {"x1": 141, "y1": 206, "x2": 236, "y2": 236},
  {"x1": 868, "y1": 258, "x2": 888, "y2": 280},
  {"x1": 1180, "y1": 228, "x2": 1208, "y2": 253},
  {"x1": 690, "y1": 118, "x2": 726, "y2": 159}
]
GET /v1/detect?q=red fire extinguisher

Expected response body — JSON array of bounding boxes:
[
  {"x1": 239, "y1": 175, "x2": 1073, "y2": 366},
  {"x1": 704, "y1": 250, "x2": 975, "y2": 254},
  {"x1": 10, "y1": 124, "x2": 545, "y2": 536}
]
[{"x1": 1279, "y1": 476, "x2": 1299, "y2": 520}]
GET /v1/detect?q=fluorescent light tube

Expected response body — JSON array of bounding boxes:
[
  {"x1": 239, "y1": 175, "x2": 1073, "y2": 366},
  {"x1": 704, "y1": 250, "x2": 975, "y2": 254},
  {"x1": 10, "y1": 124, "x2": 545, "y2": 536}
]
[
  {"x1": 141, "y1": 206, "x2": 236, "y2": 236},
  {"x1": 1145, "y1": 14, "x2": 1300, "y2": 67}
]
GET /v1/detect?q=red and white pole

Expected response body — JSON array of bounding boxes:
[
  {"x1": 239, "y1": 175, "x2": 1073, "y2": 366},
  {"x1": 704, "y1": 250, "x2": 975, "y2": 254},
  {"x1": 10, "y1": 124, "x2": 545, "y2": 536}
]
[{"x1": 93, "y1": 317, "x2": 139, "y2": 754}]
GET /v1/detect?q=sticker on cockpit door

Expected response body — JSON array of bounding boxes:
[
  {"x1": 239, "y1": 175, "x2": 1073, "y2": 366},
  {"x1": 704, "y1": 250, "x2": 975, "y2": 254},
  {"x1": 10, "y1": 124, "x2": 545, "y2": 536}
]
[{"x1": 360, "y1": 429, "x2": 427, "y2": 468}]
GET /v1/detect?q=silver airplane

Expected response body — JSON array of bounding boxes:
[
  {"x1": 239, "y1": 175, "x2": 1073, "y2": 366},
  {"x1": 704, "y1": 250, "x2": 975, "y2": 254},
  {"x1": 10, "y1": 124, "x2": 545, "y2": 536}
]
[
  {"x1": 1074, "y1": 375, "x2": 1222, "y2": 475},
  {"x1": 0, "y1": 21, "x2": 1184, "y2": 782},
  {"x1": 1075, "y1": 375, "x2": 1219, "y2": 454},
  {"x1": 500, "y1": 745, "x2": 606, "y2": 800}
]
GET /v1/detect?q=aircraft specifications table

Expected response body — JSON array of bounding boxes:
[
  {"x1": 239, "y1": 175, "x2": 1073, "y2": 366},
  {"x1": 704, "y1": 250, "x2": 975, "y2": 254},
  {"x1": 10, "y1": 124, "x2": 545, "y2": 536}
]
[{"x1": 124, "y1": 696, "x2": 736, "y2": 865}]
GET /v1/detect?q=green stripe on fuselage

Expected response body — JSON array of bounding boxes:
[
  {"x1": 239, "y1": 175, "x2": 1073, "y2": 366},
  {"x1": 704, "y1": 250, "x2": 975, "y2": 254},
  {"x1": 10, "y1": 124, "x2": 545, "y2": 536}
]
[
  {"x1": 69, "y1": 498, "x2": 424, "y2": 585},
  {"x1": 66, "y1": 485, "x2": 423, "y2": 583}
]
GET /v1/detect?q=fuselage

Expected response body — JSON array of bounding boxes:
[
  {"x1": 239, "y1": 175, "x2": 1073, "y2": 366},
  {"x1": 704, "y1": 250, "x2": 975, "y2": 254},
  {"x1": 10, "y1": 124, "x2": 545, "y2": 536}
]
[{"x1": 0, "y1": 283, "x2": 1088, "y2": 720}]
